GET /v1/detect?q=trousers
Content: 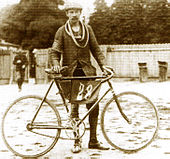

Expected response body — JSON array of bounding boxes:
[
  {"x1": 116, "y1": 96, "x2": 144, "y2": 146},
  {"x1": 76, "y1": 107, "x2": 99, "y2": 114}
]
[
  {"x1": 71, "y1": 68, "x2": 99, "y2": 142},
  {"x1": 16, "y1": 70, "x2": 25, "y2": 89}
]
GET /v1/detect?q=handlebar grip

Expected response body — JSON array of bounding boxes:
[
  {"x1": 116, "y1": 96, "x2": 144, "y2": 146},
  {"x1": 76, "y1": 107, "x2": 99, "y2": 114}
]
[
  {"x1": 103, "y1": 66, "x2": 115, "y2": 75},
  {"x1": 45, "y1": 66, "x2": 68, "y2": 74}
]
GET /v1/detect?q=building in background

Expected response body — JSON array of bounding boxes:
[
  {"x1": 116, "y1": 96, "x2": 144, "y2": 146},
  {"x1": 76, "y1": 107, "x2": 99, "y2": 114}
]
[{"x1": 0, "y1": 39, "x2": 20, "y2": 51}]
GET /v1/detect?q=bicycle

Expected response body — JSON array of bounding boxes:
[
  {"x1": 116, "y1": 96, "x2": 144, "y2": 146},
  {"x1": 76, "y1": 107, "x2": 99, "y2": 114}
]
[{"x1": 1, "y1": 66, "x2": 159, "y2": 158}]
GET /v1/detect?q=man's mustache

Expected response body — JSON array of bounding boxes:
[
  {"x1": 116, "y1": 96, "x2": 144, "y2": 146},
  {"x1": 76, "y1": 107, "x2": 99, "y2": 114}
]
[{"x1": 71, "y1": 17, "x2": 78, "y2": 20}]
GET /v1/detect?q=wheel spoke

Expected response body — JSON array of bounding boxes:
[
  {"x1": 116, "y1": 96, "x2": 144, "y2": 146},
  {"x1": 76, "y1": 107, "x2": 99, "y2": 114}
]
[
  {"x1": 2, "y1": 95, "x2": 61, "y2": 158},
  {"x1": 101, "y1": 92, "x2": 159, "y2": 152}
]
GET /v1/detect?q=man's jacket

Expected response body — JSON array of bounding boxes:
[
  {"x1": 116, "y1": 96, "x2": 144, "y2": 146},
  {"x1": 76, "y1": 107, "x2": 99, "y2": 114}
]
[
  {"x1": 49, "y1": 24, "x2": 106, "y2": 76},
  {"x1": 13, "y1": 54, "x2": 28, "y2": 71}
]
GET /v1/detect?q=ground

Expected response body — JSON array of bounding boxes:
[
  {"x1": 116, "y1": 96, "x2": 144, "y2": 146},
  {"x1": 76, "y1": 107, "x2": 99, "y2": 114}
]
[{"x1": 0, "y1": 79, "x2": 170, "y2": 159}]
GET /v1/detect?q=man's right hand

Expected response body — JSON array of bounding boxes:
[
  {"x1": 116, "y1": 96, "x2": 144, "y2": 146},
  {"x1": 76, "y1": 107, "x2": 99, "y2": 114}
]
[
  {"x1": 17, "y1": 60, "x2": 21, "y2": 64},
  {"x1": 52, "y1": 65, "x2": 61, "y2": 73}
]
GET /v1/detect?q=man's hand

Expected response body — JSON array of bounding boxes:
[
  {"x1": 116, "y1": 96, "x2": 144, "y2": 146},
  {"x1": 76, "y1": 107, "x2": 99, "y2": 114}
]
[
  {"x1": 101, "y1": 65, "x2": 115, "y2": 75},
  {"x1": 52, "y1": 65, "x2": 61, "y2": 73},
  {"x1": 17, "y1": 60, "x2": 21, "y2": 64},
  {"x1": 22, "y1": 65, "x2": 25, "y2": 69}
]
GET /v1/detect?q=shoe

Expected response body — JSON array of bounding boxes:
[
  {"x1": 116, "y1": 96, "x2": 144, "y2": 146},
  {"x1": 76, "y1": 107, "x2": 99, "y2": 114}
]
[
  {"x1": 71, "y1": 139, "x2": 82, "y2": 153},
  {"x1": 18, "y1": 85, "x2": 22, "y2": 92},
  {"x1": 88, "y1": 141, "x2": 109, "y2": 150}
]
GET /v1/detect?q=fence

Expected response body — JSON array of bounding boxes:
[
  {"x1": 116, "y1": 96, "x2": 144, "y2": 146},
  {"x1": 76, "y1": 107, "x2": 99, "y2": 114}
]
[
  {"x1": 0, "y1": 50, "x2": 11, "y2": 84},
  {"x1": 100, "y1": 43, "x2": 170, "y2": 78},
  {"x1": 0, "y1": 43, "x2": 170, "y2": 84},
  {"x1": 33, "y1": 43, "x2": 170, "y2": 83},
  {"x1": 35, "y1": 49, "x2": 49, "y2": 84}
]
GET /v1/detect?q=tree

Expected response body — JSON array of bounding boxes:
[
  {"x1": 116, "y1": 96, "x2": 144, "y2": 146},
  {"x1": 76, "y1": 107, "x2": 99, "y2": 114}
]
[
  {"x1": 89, "y1": 0, "x2": 111, "y2": 44},
  {"x1": 144, "y1": 0, "x2": 170, "y2": 43},
  {"x1": 89, "y1": 0, "x2": 170, "y2": 44},
  {"x1": 109, "y1": 0, "x2": 149, "y2": 44},
  {"x1": 0, "y1": 0, "x2": 67, "y2": 50}
]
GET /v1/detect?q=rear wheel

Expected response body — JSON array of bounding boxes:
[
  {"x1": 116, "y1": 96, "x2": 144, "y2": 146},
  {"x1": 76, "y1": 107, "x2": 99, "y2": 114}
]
[
  {"x1": 2, "y1": 95, "x2": 61, "y2": 158},
  {"x1": 101, "y1": 91, "x2": 159, "y2": 153}
]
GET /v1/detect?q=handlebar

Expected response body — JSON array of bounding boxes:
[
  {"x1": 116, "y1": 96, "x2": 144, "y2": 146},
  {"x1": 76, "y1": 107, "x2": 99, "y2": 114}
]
[
  {"x1": 102, "y1": 66, "x2": 115, "y2": 81},
  {"x1": 45, "y1": 66, "x2": 115, "y2": 81},
  {"x1": 45, "y1": 66, "x2": 68, "y2": 75}
]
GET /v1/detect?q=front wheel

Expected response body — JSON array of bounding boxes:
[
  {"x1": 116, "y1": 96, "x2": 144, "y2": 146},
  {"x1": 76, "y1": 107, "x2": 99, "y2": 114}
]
[
  {"x1": 2, "y1": 95, "x2": 61, "y2": 158},
  {"x1": 101, "y1": 91, "x2": 159, "y2": 153}
]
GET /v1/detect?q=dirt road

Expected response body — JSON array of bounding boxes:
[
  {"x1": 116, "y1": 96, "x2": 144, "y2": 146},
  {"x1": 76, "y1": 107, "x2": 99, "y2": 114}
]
[{"x1": 0, "y1": 80, "x2": 170, "y2": 159}]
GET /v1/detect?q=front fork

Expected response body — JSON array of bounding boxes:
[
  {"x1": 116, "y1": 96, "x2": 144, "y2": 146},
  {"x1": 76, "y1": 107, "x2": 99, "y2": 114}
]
[{"x1": 107, "y1": 80, "x2": 131, "y2": 124}]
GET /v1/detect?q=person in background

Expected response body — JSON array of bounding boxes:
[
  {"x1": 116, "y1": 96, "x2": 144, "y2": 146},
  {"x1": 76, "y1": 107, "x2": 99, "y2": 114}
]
[
  {"x1": 49, "y1": 1, "x2": 109, "y2": 153},
  {"x1": 13, "y1": 52, "x2": 28, "y2": 91}
]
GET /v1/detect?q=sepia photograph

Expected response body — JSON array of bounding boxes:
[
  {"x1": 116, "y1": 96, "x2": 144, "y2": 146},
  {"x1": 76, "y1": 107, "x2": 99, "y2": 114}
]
[{"x1": 0, "y1": 0, "x2": 170, "y2": 158}]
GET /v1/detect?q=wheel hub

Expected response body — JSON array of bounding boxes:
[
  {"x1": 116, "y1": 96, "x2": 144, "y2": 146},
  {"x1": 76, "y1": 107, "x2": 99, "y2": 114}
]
[{"x1": 26, "y1": 123, "x2": 33, "y2": 131}]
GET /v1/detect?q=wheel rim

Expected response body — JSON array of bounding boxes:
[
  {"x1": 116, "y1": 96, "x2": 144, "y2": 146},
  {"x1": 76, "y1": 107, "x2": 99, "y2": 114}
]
[
  {"x1": 2, "y1": 96, "x2": 61, "y2": 158},
  {"x1": 101, "y1": 92, "x2": 159, "y2": 152}
]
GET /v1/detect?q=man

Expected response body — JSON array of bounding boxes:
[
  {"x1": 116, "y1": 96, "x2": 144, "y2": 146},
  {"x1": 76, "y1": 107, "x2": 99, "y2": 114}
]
[
  {"x1": 49, "y1": 1, "x2": 109, "y2": 153},
  {"x1": 13, "y1": 52, "x2": 28, "y2": 91}
]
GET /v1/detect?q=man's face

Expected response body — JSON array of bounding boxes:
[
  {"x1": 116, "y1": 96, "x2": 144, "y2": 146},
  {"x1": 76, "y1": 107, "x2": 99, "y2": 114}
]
[{"x1": 66, "y1": 9, "x2": 81, "y2": 24}]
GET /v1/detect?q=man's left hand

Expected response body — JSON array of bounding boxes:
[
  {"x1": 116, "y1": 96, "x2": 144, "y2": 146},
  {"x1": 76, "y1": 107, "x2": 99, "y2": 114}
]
[{"x1": 101, "y1": 65, "x2": 115, "y2": 75}]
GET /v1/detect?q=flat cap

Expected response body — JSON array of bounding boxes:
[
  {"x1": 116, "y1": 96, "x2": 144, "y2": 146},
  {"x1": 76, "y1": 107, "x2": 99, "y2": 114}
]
[{"x1": 64, "y1": 1, "x2": 83, "y2": 11}]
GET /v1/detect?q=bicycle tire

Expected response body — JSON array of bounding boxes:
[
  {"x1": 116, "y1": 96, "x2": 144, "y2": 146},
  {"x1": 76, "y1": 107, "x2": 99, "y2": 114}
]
[
  {"x1": 101, "y1": 91, "x2": 159, "y2": 153},
  {"x1": 2, "y1": 95, "x2": 61, "y2": 158}
]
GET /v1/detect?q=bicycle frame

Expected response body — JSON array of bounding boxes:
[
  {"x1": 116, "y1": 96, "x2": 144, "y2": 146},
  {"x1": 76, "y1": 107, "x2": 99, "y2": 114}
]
[
  {"x1": 2, "y1": 67, "x2": 159, "y2": 158},
  {"x1": 29, "y1": 71, "x2": 130, "y2": 131}
]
